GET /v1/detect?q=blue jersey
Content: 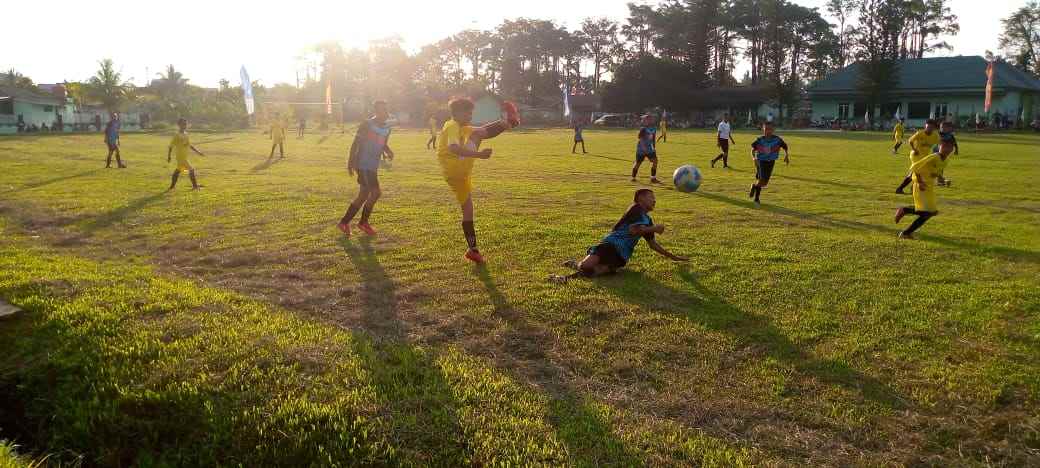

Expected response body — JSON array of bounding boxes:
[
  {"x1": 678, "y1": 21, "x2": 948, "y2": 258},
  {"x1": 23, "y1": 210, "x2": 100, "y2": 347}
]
[
  {"x1": 636, "y1": 127, "x2": 656, "y2": 155},
  {"x1": 599, "y1": 204, "x2": 655, "y2": 261},
  {"x1": 752, "y1": 134, "x2": 788, "y2": 161},
  {"x1": 105, "y1": 120, "x2": 120, "y2": 143},
  {"x1": 351, "y1": 118, "x2": 391, "y2": 171}
]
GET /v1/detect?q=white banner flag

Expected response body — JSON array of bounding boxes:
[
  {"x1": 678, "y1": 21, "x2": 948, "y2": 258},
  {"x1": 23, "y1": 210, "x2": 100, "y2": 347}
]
[
  {"x1": 562, "y1": 85, "x2": 571, "y2": 117},
  {"x1": 240, "y1": 66, "x2": 255, "y2": 115}
]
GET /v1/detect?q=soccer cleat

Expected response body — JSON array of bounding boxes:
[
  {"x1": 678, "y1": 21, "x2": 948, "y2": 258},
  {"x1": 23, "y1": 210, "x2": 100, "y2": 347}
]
[
  {"x1": 631, "y1": 177, "x2": 637, "y2": 182},
  {"x1": 898, "y1": 231, "x2": 914, "y2": 240},
  {"x1": 711, "y1": 158, "x2": 716, "y2": 168},
  {"x1": 501, "y1": 101, "x2": 520, "y2": 128},
  {"x1": 894, "y1": 207, "x2": 907, "y2": 224},
  {"x1": 337, "y1": 222, "x2": 351, "y2": 237},
  {"x1": 465, "y1": 249, "x2": 486, "y2": 264},
  {"x1": 895, "y1": 189, "x2": 906, "y2": 195},
  {"x1": 548, "y1": 274, "x2": 570, "y2": 284},
  {"x1": 650, "y1": 177, "x2": 661, "y2": 184},
  {"x1": 749, "y1": 185, "x2": 756, "y2": 199},
  {"x1": 357, "y1": 223, "x2": 377, "y2": 236}
]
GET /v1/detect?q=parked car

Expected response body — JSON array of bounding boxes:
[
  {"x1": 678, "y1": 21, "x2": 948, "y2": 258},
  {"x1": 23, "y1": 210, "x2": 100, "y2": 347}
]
[{"x1": 593, "y1": 114, "x2": 626, "y2": 127}]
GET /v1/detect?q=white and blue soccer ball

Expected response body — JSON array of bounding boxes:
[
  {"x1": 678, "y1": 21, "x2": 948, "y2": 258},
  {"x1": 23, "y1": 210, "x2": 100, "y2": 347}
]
[{"x1": 672, "y1": 164, "x2": 702, "y2": 193}]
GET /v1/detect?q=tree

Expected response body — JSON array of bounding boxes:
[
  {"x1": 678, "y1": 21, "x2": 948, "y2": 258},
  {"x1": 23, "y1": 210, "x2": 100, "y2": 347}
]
[
  {"x1": 86, "y1": 59, "x2": 133, "y2": 112},
  {"x1": 851, "y1": 0, "x2": 905, "y2": 118},
  {"x1": 826, "y1": 0, "x2": 860, "y2": 67},
  {"x1": 2, "y1": 69, "x2": 37, "y2": 90},
  {"x1": 899, "y1": 0, "x2": 959, "y2": 59},
  {"x1": 1000, "y1": 2, "x2": 1040, "y2": 75},
  {"x1": 579, "y1": 17, "x2": 622, "y2": 92}
]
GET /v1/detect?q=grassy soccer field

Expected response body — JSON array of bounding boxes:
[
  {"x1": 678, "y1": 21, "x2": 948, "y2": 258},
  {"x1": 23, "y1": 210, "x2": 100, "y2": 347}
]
[{"x1": 0, "y1": 127, "x2": 1038, "y2": 466}]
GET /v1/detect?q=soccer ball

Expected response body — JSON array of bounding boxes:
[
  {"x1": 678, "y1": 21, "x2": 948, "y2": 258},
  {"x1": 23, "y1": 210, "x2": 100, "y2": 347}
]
[{"x1": 673, "y1": 164, "x2": 702, "y2": 193}]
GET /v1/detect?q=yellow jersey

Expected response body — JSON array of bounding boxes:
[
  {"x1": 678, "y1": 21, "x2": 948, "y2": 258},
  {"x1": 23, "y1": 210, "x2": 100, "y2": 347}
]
[
  {"x1": 908, "y1": 130, "x2": 939, "y2": 160},
  {"x1": 169, "y1": 132, "x2": 193, "y2": 172},
  {"x1": 436, "y1": 119, "x2": 476, "y2": 204},
  {"x1": 910, "y1": 153, "x2": 947, "y2": 211},
  {"x1": 271, "y1": 121, "x2": 286, "y2": 141},
  {"x1": 893, "y1": 123, "x2": 904, "y2": 140}
]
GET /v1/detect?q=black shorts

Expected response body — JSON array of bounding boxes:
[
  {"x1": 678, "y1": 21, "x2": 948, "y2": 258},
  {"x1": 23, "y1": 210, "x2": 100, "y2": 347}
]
[
  {"x1": 717, "y1": 138, "x2": 729, "y2": 152},
  {"x1": 357, "y1": 170, "x2": 379, "y2": 190},
  {"x1": 755, "y1": 160, "x2": 776, "y2": 183},
  {"x1": 636, "y1": 152, "x2": 658, "y2": 163},
  {"x1": 588, "y1": 242, "x2": 627, "y2": 269}
]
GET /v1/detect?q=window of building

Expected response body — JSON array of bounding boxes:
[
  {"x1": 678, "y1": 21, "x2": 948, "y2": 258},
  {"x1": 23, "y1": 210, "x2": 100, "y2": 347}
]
[
  {"x1": 934, "y1": 103, "x2": 949, "y2": 119},
  {"x1": 908, "y1": 102, "x2": 931, "y2": 119},
  {"x1": 0, "y1": 99, "x2": 13, "y2": 115},
  {"x1": 43, "y1": 105, "x2": 54, "y2": 112},
  {"x1": 853, "y1": 102, "x2": 867, "y2": 119},
  {"x1": 837, "y1": 103, "x2": 850, "y2": 120}
]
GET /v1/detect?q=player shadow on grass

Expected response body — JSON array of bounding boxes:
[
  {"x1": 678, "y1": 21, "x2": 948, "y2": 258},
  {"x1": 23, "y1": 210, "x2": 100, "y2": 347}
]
[
  {"x1": 82, "y1": 192, "x2": 167, "y2": 233},
  {"x1": 472, "y1": 266, "x2": 646, "y2": 465},
  {"x1": 338, "y1": 237, "x2": 404, "y2": 339},
  {"x1": 251, "y1": 156, "x2": 283, "y2": 172},
  {"x1": 695, "y1": 191, "x2": 1040, "y2": 264},
  {"x1": 2, "y1": 169, "x2": 102, "y2": 194},
  {"x1": 599, "y1": 267, "x2": 909, "y2": 410},
  {"x1": 774, "y1": 174, "x2": 873, "y2": 191}
]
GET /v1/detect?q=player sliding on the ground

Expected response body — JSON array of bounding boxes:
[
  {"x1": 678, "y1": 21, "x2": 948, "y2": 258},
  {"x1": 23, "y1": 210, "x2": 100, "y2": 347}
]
[
  {"x1": 550, "y1": 189, "x2": 687, "y2": 283},
  {"x1": 894, "y1": 133, "x2": 956, "y2": 239},
  {"x1": 104, "y1": 112, "x2": 125, "y2": 168},
  {"x1": 436, "y1": 97, "x2": 520, "y2": 264},
  {"x1": 269, "y1": 113, "x2": 287, "y2": 159},
  {"x1": 631, "y1": 115, "x2": 660, "y2": 183},
  {"x1": 896, "y1": 118, "x2": 939, "y2": 194},
  {"x1": 337, "y1": 100, "x2": 394, "y2": 237},
  {"x1": 166, "y1": 118, "x2": 205, "y2": 191},
  {"x1": 891, "y1": 118, "x2": 905, "y2": 155},
  {"x1": 711, "y1": 113, "x2": 735, "y2": 168},
  {"x1": 749, "y1": 121, "x2": 789, "y2": 207}
]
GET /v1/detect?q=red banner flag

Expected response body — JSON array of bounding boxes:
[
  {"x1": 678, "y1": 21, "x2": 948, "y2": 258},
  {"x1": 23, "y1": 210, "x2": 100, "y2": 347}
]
[{"x1": 984, "y1": 60, "x2": 995, "y2": 113}]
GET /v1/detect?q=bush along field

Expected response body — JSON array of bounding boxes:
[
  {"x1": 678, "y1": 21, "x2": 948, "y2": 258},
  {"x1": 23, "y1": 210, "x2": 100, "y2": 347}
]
[{"x1": 0, "y1": 128, "x2": 1037, "y2": 465}]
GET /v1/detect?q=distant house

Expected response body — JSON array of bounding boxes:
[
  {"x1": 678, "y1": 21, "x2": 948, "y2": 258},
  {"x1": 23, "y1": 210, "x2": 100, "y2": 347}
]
[
  {"x1": 684, "y1": 85, "x2": 781, "y2": 127},
  {"x1": 0, "y1": 86, "x2": 66, "y2": 133},
  {"x1": 807, "y1": 56, "x2": 1040, "y2": 127},
  {"x1": 0, "y1": 84, "x2": 146, "y2": 134}
]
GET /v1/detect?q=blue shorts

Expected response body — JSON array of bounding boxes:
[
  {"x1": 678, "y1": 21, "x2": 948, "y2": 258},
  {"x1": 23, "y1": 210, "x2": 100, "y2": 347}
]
[{"x1": 636, "y1": 152, "x2": 657, "y2": 163}]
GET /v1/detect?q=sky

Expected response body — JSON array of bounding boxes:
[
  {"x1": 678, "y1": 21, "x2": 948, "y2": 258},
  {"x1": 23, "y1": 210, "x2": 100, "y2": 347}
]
[{"x1": 2, "y1": 0, "x2": 1024, "y2": 88}]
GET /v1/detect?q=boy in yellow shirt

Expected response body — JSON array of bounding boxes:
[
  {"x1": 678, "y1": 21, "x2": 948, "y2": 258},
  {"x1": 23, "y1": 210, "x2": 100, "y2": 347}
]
[
  {"x1": 166, "y1": 118, "x2": 205, "y2": 191},
  {"x1": 891, "y1": 118, "x2": 904, "y2": 154},
  {"x1": 437, "y1": 98, "x2": 519, "y2": 264},
  {"x1": 269, "y1": 113, "x2": 287, "y2": 159},
  {"x1": 893, "y1": 133, "x2": 955, "y2": 239},
  {"x1": 895, "y1": 118, "x2": 939, "y2": 194},
  {"x1": 426, "y1": 115, "x2": 439, "y2": 150}
]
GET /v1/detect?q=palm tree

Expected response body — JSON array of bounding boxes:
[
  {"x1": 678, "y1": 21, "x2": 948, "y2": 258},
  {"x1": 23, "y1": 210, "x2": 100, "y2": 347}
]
[
  {"x1": 155, "y1": 64, "x2": 188, "y2": 100},
  {"x1": 86, "y1": 59, "x2": 133, "y2": 112}
]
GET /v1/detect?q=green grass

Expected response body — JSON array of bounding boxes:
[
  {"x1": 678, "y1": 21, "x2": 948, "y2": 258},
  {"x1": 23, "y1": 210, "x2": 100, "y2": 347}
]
[{"x1": 0, "y1": 127, "x2": 1037, "y2": 465}]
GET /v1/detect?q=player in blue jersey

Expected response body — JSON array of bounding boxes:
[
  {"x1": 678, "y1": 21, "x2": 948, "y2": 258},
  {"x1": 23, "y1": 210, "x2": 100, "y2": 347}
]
[
  {"x1": 550, "y1": 189, "x2": 687, "y2": 283},
  {"x1": 630, "y1": 115, "x2": 660, "y2": 183},
  {"x1": 104, "y1": 112, "x2": 125, "y2": 168},
  {"x1": 749, "y1": 121, "x2": 790, "y2": 206},
  {"x1": 337, "y1": 100, "x2": 394, "y2": 237}
]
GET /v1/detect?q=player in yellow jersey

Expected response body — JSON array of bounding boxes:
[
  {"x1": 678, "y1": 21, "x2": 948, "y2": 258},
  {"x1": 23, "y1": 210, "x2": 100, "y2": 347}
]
[
  {"x1": 426, "y1": 115, "x2": 439, "y2": 150},
  {"x1": 896, "y1": 118, "x2": 940, "y2": 194},
  {"x1": 269, "y1": 113, "x2": 287, "y2": 159},
  {"x1": 891, "y1": 118, "x2": 905, "y2": 154},
  {"x1": 893, "y1": 133, "x2": 955, "y2": 239},
  {"x1": 656, "y1": 112, "x2": 668, "y2": 143},
  {"x1": 166, "y1": 118, "x2": 205, "y2": 191},
  {"x1": 437, "y1": 97, "x2": 520, "y2": 264}
]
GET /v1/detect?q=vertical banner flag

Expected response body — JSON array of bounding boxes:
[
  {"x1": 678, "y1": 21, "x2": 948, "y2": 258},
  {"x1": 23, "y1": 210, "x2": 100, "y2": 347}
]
[
  {"x1": 984, "y1": 60, "x2": 995, "y2": 113},
  {"x1": 747, "y1": 110, "x2": 753, "y2": 125},
  {"x1": 325, "y1": 80, "x2": 333, "y2": 115},
  {"x1": 240, "y1": 66, "x2": 254, "y2": 115},
  {"x1": 894, "y1": 107, "x2": 901, "y2": 120},
  {"x1": 864, "y1": 110, "x2": 870, "y2": 126},
  {"x1": 562, "y1": 85, "x2": 571, "y2": 118}
]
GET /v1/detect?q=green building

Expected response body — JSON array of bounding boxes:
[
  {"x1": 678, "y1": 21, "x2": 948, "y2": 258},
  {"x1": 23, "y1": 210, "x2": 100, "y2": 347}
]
[
  {"x1": 0, "y1": 85, "x2": 68, "y2": 133},
  {"x1": 807, "y1": 56, "x2": 1040, "y2": 127}
]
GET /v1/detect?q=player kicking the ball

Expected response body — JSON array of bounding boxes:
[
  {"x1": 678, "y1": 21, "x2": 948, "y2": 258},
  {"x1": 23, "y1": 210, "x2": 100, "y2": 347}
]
[
  {"x1": 436, "y1": 97, "x2": 520, "y2": 264},
  {"x1": 551, "y1": 189, "x2": 687, "y2": 283}
]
